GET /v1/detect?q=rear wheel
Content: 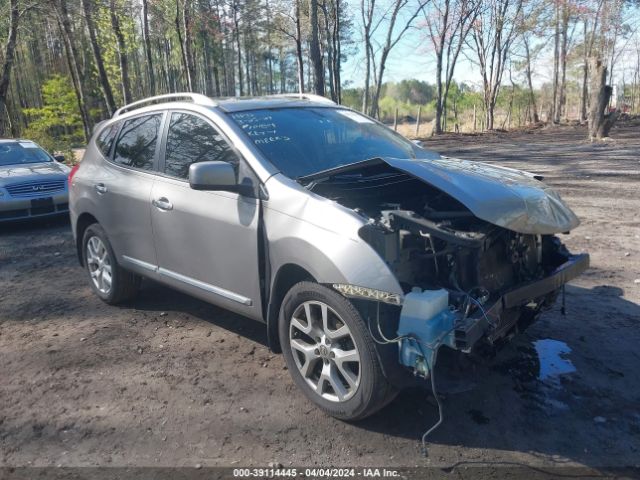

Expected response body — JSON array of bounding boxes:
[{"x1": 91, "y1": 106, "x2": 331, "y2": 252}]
[
  {"x1": 279, "y1": 282, "x2": 396, "y2": 420},
  {"x1": 82, "y1": 224, "x2": 139, "y2": 304}
]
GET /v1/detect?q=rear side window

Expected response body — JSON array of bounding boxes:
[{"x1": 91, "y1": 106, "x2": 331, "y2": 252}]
[
  {"x1": 113, "y1": 114, "x2": 162, "y2": 170},
  {"x1": 96, "y1": 124, "x2": 118, "y2": 157},
  {"x1": 164, "y1": 112, "x2": 239, "y2": 180}
]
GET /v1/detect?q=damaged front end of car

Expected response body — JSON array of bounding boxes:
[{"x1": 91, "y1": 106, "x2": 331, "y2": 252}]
[{"x1": 301, "y1": 156, "x2": 589, "y2": 380}]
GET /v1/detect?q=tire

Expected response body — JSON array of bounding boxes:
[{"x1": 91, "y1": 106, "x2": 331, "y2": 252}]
[
  {"x1": 82, "y1": 223, "x2": 139, "y2": 304},
  {"x1": 279, "y1": 281, "x2": 397, "y2": 421}
]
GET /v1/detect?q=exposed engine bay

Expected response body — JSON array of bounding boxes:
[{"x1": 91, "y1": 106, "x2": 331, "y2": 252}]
[{"x1": 302, "y1": 158, "x2": 589, "y2": 378}]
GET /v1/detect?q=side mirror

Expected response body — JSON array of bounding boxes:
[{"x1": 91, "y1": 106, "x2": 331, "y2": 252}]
[
  {"x1": 54, "y1": 154, "x2": 66, "y2": 163},
  {"x1": 189, "y1": 161, "x2": 237, "y2": 192}
]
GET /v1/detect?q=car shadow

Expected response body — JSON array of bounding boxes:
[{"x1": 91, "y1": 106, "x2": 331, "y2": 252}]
[
  {"x1": 0, "y1": 214, "x2": 70, "y2": 234},
  {"x1": 123, "y1": 279, "x2": 270, "y2": 348}
]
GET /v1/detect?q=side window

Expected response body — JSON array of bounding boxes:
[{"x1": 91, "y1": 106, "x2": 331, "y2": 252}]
[
  {"x1": 164, "y1": 112, "x2": 239, "y2": 180},
  {"x1": 96, "y1": 123, "x2": 118, "y2": 157},
  {"x1": 113, "y1": 114, "x2": 162, "y2": 170}
]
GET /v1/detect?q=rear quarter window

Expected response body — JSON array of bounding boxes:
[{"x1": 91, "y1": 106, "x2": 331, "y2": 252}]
[
  {"x1": 96, "y1": 123, "x2": 118, "y2": 158},
  {"x1": 113, "y1": 113, "x2": 163, "y2": 171}
]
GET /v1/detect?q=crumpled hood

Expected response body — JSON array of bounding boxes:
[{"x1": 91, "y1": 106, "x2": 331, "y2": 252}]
[
  {"x1": 0, "y1": 161, "x2": 70, "y2": 187},
  {"x1": 383, "y1": 156, "x2": 580, "y2": 235}
]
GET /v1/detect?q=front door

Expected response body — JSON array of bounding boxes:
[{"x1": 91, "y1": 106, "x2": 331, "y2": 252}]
[{"x1": 150, "y1": 111, "x2": 262, "y2": 320}]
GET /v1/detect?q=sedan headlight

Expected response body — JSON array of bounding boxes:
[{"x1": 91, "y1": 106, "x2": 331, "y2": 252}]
[{"x1": 332, "y1": 284, "x2": 403, "y2": 305}]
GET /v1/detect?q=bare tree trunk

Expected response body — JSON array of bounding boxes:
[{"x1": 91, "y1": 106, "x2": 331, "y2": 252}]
[
  {"x1": 202, "y1": 30, "x2": 214, "y2": 96},
  {"x1": 552, "y1": 0, "x2": 560, "y2": 123},
  {"x1": 244, "y1": 31, "x2": 251, "y2": 95},
  {"x1": 580, "y1": 0, "x2": 605, "y2": 122},
  {"x1": 321, "y1": 2, "x2": 336, "y2": 101},
  {"x1": 486, "y1": 102, "x2": 494, "y2": 131},
  {"x1": 580, "y1": 19, "x2": 589, "y2": 123},
  {"x1": 431, "y1": 0, "x2": 449, "y2": 135},
  {"x1": 524, "y1": 37, "x2": 539, "y2": 123},
  {"x1": 433, "y1": 49, "x2": 444, "y2": 135},
  {"x1": 232, "y1": 0, "x2": 243, "y2": 96},
  {"x1": 213, "y1": 0, "x2": 225, "y2": 96},
  {"x1": 556, "y1": 3, "x2": 569, "y2": 123},
  {"x1": 265, "y1": 0, "x2": 274, "y2": 94},
  {"x1": 110, "y1": 0, "x2": 133, "y2": 104},
  {"x1": 83, "y1": 0, "x2": 117, "y2": 114},
  {"x1": 361, "y1": 0, "x2": 374, "y2": 113},
  {"x1": 295, "y1": 0, "x2": 304, "y2": 93},
  {"x1": 182, "y1": 0, "x2": 196, "y2": 91},
  {"x1": 589, "y1": 57, "x2": 619, "y2": 139},
  {"x1": 57, "y1": 0, "x2": 91, "y2": 140},
  {"x1": 278, "y1": 47, "x2": 286, "y2": 93},
  {"x1": 162, "y1": 38, "x2": 174, "y2": 92},
  {"x1": 333, "y1": 0, "x2": 342, "y2": 103},
  {"x1": 142, "y1": 0, "x2": 156, "y2": 96},
  {"x1": 0, "y1": 0, "x2": 19, "y2": 136},
  {"x1": 309, "y1": 0, "x2": 325, "y2": 95}
]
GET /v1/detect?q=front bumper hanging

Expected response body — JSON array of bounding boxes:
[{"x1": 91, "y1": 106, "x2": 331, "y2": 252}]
[{"x1": 453, "y1": 253, "x2": 590, "y2": 350}]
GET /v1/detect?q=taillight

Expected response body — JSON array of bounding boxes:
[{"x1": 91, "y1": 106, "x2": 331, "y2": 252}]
[{"x1": 68, "y1": 164, "x2": 80, "y2": 185}]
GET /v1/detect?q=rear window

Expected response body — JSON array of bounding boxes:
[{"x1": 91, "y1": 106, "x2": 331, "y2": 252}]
[
  {"x1": 113, "y1": 114, "x2": 162, "y2": 171},
  {"x1": 0, "y1": 141, "x2": 51, "y2": 166}
]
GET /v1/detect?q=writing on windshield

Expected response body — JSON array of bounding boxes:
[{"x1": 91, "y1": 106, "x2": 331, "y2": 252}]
[{"x1": 230, "y1": 107, "x2": 425, "y2": 178}]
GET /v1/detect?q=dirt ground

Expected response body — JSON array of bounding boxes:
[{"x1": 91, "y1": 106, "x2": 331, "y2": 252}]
[{"x1": 1, "y1": 121, "x2": 639, "y2": 474}]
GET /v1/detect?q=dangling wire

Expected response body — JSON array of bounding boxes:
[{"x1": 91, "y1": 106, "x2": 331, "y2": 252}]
[
  {"x1": 417, "y1": 342, "x2": 444, "y2": 457},
  {"x1": 367, "y1": 301, "x2": 407, "y2": 345}
]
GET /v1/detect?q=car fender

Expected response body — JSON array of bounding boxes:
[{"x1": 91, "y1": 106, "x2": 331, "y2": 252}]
[{"x1": 263, "y1": 173, "x2": 402, "y2": 296}]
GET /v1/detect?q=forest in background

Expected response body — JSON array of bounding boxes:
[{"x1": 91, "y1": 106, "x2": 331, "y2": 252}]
[{"x1": 0, "y1": 0, "x2": 639, "y2": 154}]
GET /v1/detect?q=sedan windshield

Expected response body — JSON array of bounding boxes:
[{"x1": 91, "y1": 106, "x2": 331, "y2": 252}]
[
  {"x1": 0, "y1": 141, "x2": 52, "y2": 166},
  {"x1": 229, "y1": 107, "x2": 432, "y2": 178}
]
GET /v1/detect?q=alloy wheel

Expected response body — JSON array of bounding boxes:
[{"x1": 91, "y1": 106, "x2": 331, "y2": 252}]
[
  {"x1": 86, "y1": 236, "x2": 112, "y2": 294},
  {"x1": 289, "y1": 301, "x2": 361, "y2": 402}
]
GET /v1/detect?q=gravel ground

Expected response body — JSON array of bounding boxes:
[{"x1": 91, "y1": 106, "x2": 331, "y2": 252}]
[{"x1": 1, "y1": 121, "x2": 639, "y2": 475}]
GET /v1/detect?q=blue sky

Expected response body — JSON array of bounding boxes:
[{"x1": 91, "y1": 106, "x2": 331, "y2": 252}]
[
  {"x1": 337, "y1": 1, "x2": 639, "y2": 91},
  {"x1": 340, "y1": 23, "x2": 556, "y2": 91}
]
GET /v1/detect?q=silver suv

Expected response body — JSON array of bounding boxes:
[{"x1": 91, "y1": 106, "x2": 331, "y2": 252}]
[{"x1": 70, "y1": 93, "x2": 589, "y2": 420}]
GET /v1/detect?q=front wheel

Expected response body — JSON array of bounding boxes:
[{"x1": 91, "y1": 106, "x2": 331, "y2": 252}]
[{"x1": 279, "y1": 282, "x2": 397, "y2": 421}]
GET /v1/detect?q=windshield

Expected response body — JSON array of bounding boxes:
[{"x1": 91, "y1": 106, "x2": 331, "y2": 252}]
[
  {"x1": 229, "y1": 107, "x2": 432, "y2": 178},
  {"x1": 0, "y1": 141, "x2": 52, "y2": 166}
]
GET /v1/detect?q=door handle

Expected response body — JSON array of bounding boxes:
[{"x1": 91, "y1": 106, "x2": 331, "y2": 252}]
[
  {"x1": 152, "y1": 197, "x2": 173, "y2": 211},
  {"x1": 94, "y1": 183, "x2": 107, "y2": 194}
]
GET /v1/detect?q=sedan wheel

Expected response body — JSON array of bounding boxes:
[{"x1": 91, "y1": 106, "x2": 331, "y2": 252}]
[{"x1": 289, "y1": 301, "x2": 361, "y2": 402}]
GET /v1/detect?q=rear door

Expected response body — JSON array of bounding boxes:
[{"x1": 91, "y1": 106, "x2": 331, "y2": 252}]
[
  {"x1": 97, "y1": 112, "x2": 164, "y2": 270},
  {"x1": 150, "y1": 110, "x2": 262, "y2": 319}
]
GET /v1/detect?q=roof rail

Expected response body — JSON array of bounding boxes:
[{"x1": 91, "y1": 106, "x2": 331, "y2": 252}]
[
  {"x1": 267, "y1": 93, "x2": 336, "y2": 105},
  {"x1": 113, "y1": 93, "x2": 217, "y2": 117}
]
